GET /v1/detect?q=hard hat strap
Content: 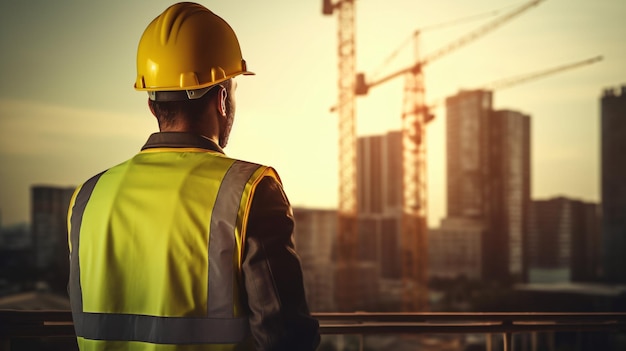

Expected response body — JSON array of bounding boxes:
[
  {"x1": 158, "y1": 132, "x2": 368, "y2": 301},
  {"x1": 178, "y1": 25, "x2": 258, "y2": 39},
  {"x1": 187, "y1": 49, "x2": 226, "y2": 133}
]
[{"x1": 148, "y1": 85, "x2": 221, "y2": 102}]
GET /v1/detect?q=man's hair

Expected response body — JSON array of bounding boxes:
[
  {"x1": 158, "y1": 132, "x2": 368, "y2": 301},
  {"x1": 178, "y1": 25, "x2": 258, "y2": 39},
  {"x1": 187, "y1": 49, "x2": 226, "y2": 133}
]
[{"x1": 149, "y1": 79, "x2": 232, "y2": 128}]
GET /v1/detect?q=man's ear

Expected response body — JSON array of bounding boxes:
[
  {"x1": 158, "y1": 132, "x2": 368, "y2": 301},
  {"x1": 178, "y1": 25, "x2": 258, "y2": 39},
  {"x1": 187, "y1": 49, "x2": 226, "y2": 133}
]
[
  {"x1": 217, "y1": 86, "x2": 227, "y2": 117},
  {"x1": 148, "y1": 99, "x2": 157, "y2": 117}
]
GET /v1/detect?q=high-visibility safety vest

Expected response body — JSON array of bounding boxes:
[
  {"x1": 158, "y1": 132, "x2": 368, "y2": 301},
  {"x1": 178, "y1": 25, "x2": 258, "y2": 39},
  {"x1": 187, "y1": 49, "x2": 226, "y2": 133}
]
[{"x1": 67, "y1": 144, "x2": 278, "y2": 350}]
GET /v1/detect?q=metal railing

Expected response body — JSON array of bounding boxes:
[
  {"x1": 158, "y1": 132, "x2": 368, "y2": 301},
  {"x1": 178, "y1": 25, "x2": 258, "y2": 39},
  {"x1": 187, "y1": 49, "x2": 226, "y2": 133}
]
[
  {"x1": 315, "y1": 312, "x2": 626, "y2": 350},
  {"x1": 1, "y1": 310, "x2": 625, "y2": 351}
]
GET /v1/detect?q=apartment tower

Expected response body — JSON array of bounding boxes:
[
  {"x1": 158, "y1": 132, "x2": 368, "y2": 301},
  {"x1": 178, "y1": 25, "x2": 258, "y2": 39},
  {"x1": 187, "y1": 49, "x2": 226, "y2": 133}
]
[{"x1": 445, "y1": 90, "x2": 531, "y2": 283}]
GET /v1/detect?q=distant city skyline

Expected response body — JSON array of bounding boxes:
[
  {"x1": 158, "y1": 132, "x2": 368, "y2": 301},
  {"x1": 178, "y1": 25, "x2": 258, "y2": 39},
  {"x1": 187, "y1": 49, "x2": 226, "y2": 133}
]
[{"x1": 1, "y1": 0, "x2": 625, "y2": 226}]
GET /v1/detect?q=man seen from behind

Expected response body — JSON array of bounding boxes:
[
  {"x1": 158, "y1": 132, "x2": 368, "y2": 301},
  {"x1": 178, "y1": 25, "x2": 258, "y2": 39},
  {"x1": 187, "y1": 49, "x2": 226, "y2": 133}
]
[{"x1": 67, "y1": 3, "x2": 320, "y2": 350}]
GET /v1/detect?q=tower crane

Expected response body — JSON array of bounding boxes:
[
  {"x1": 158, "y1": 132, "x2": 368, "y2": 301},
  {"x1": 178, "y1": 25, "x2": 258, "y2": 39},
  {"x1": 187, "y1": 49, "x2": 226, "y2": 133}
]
[
  {"x1": 481, "y1": 55, "x2": 603, "y2": 91},
  {"x1": 355, "y1": 0, "x2": 547, "y2": 95},
  {"x1": 322, "y1": 0, "x2": 358, "y2": 312},
  {"x1": 424, "y1": 55, "x2": 604, "y2": 117},
  {"x1": 355, "y1": 0, "x2": 546, "y2": 311},
  {"x1": 323, "y1": 0, "x2": 546, "y2": 311}
]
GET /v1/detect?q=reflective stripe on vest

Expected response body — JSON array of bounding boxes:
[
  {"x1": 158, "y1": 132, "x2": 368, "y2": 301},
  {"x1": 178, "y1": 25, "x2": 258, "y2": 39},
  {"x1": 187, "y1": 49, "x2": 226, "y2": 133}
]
[{"x1": 68, "y1": 159, "x2": 265, "y2": 345}]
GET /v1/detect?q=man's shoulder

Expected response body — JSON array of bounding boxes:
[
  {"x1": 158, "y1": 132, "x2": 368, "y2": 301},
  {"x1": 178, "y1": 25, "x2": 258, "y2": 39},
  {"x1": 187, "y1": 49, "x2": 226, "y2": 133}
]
[
  {"x1": 75, "y1": 157, "x2": 133, "y2": 190},
  {"x1": 226, "y1": 156, "x2": 266, "y2": 169},
  {"x1": 224, "y1": 156, "x2": 281, "y2": 183}
]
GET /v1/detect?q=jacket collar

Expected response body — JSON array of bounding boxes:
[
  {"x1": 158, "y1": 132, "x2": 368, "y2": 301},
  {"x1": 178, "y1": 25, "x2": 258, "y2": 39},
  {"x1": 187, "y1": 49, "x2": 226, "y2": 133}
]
[{"x1": 141, "y1": 132, "x2": 224, "y2": 154}]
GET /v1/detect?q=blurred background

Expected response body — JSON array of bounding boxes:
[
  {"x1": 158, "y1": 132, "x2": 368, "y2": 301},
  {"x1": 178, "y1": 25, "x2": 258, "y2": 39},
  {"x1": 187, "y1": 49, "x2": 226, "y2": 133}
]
[{"x1": 1, "y1": 0, "x2": 625, "y2": 349}]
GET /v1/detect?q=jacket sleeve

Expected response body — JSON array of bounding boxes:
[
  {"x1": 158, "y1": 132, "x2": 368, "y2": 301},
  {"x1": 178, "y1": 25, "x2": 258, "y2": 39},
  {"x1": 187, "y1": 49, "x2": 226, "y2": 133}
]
[{"x1": 241, "y1": 176, "x2": 321, "y2": 351}]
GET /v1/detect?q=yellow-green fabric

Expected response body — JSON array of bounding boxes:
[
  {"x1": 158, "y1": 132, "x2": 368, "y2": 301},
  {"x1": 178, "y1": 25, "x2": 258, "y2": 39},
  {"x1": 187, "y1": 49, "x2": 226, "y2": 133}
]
[
  {"x1": 75, "y1": 339, "x2": 254, "y2": 351},
  {"x1": 68, "y1": 145, "x2": 277, "y2": 351}
]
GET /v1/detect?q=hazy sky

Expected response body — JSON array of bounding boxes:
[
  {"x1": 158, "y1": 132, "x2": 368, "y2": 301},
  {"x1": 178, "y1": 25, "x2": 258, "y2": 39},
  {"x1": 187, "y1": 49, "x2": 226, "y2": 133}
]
[{"x1": 0, "y1": 0, "x2": 624, "y2": 227}]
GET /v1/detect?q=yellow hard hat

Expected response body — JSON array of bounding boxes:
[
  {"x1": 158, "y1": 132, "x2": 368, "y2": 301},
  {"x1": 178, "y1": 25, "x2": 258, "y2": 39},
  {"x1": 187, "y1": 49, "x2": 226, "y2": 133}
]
[{"x1": 134, "y1": 2, "x2": 253, "y2": 97}]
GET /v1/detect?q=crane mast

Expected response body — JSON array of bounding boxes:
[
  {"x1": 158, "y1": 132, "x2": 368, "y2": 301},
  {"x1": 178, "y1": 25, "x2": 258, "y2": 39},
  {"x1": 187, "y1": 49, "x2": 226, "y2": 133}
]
[
  {"x1": 400, "y1": 32, "x2": 429, "y2": 311},
  {"x1": 323, "y1": 0, "x2": 358, "y2": 312}
]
